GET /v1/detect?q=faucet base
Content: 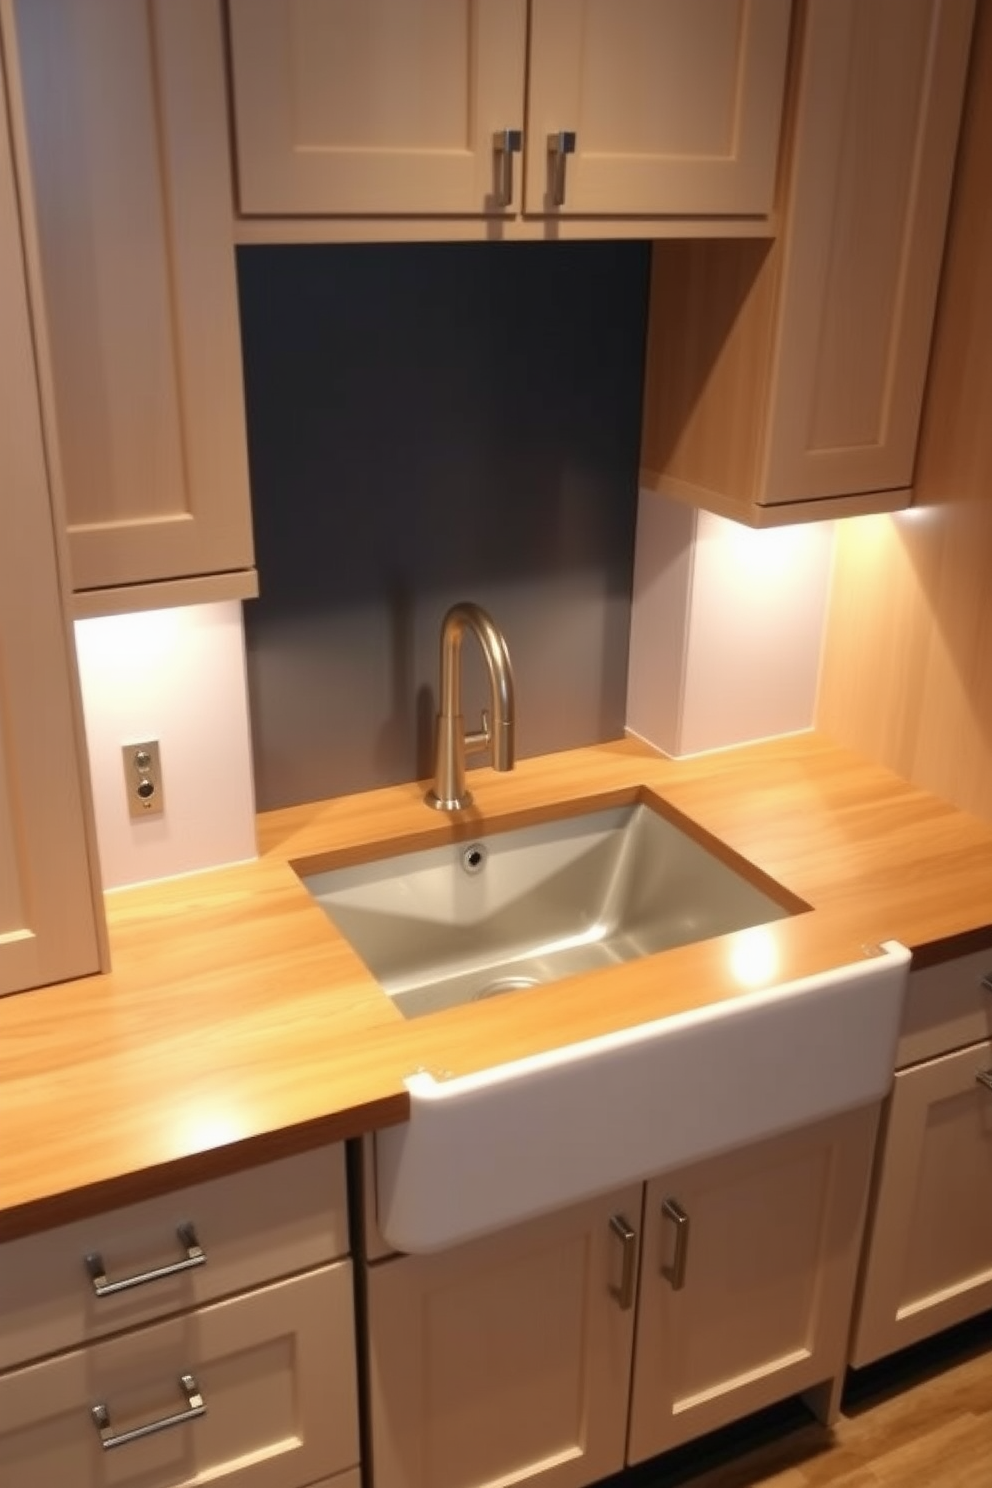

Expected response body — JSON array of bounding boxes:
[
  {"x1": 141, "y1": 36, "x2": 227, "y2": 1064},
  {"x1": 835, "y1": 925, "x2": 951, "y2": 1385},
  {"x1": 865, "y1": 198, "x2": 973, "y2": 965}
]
[{"x1": 424, "y1": 786, "x2": 474, "y2": 812}]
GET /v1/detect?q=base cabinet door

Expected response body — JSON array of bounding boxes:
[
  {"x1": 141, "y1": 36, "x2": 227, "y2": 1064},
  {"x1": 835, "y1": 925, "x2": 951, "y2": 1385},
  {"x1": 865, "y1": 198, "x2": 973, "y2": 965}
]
[
  {"x1": 851, "y1": 1039, "x2": 992, "y2": 1367},
  {"x1": 366, "y1": 1185, "x2": 641, "y2": 1488},
  {"x1": 628, "y1": 1106, "x2": 877, "y2": 1463}
]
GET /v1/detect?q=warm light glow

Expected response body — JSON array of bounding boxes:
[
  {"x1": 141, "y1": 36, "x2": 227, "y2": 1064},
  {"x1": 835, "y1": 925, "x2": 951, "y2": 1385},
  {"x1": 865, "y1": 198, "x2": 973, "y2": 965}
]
[
  {"x1": 172, "y1": 1102, "x2": 251, "y2": 1156},
  {"x1": 704, "y1": 511, "x2": 834, "y2": 588},
  {"x1": 727, "y1": 925, "x2": 780, "y2": 987}
]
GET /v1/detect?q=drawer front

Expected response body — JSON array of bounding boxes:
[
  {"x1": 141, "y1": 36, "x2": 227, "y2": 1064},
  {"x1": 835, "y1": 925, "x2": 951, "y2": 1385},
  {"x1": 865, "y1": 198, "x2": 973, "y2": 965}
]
[
  {"x1": 0, "y1": 1262, "x2": 359, "y2": 1488},
  {"x1": 899, "y1": 948, "x2": 992, "y2": 1066},
  {"x1": 0, "y1": 1143, "x2": 348, "y2": 1370}
]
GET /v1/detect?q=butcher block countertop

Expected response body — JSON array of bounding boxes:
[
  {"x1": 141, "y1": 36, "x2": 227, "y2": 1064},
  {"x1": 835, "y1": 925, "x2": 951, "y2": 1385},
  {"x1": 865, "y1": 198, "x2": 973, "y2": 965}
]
[{"x1": 2, "y1": 731, "x2": 991, "y2": 1239}]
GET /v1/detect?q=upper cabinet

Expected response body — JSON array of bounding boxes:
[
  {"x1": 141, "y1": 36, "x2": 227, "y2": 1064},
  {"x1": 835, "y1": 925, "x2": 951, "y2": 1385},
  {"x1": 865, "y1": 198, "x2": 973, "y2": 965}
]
[
  {"x1": 227, "y1": 0, "x2": 792, "y2": 233},
  {"x1": 0, "y1": 39, "x2": 103, "y2": 996},
  {"x1": 4, "y1": 0, "x2": 256, "y2": 612},
  {"x1": 640, "y1": 0, "x2": 977, "y2": 525}
]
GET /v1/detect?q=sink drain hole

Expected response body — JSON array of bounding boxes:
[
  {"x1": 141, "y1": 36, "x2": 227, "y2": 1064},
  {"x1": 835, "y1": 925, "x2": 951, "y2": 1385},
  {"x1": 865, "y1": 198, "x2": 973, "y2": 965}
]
[
  {"x1": 474, "y1": 975, "x2": 541, "y2": 1000},
  {"x1": 461, "y1": 843, "x2": 488, "y2": 875}
]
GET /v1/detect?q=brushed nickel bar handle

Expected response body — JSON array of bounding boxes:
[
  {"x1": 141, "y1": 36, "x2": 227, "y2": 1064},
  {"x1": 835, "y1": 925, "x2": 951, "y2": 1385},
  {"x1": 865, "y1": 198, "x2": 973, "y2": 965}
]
[
  {"x1": 85, "y1": 1221, "x2": 205, "y2": 1297},
  {"x1": 609, "y1": 1213, "x2": 637, "y2": 1311},
  {"x1": 980, "y1": 973, "x2": 992, "y2": 992},
  {"x1": 493, "y1": 128, "x2": 522, "y2": 207},
  {"x1": 547, "y1": 130, "x2": 576, "y2": 207},
  {"x1": 976, "y1": 1070, "x2": 992, "y2": 1091},
  {"x1": 91, "y1": 1373, "x2": 205, "y2": 1450},
  {"x1": 661, "y1": 1197, "x2": 690, "y2": 1291}
]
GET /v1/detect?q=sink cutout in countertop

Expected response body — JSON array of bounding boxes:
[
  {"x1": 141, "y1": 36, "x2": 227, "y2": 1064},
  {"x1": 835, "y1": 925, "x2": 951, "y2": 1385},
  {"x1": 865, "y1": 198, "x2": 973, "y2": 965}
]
[{"x1": 301, "y1": 799, "x2": 806, "y2": 1018}]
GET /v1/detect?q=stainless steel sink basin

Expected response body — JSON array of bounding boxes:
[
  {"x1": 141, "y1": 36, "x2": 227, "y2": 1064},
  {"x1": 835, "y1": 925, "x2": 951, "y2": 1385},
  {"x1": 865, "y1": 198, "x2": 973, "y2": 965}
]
[{"x1": 301, "y1": 799, "x2": 802, "y2": 1018}]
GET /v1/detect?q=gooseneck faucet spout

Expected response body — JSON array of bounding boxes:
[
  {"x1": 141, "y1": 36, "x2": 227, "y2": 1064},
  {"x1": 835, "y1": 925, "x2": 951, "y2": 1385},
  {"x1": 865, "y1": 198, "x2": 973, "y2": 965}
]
[{"x1": 425, "y1": 602, "x2": 516, "y2": 811}]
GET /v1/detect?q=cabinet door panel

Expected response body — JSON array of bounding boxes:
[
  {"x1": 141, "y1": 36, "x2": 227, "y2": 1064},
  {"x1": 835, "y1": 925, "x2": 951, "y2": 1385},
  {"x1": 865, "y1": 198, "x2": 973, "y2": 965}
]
[
  {"x1": 526, "y1": 0, "x2": 790, "y2": 216},
  {"x1": 629, "y1": 1107, "x2": 877, "y2": 1461},
  {"x1": 761, "y1": 0, "x2": 975, "y2": 504},
  {"x1": 851, "y1": 1040, "x2": 992, "y2": 1367},
  {"x1": 9, "y1": 0, "x2": 254, "y2": 591},
  {"x1": 229, "y1": 0, "x2": 527, "y2": 215},
  {"x1": 367, "y1": 1186, "x2": 641, "y2": 1488},
  {"x1": 0, "y1": 37, "x2": 101, "y2": 996},
  {"x1": 0, "y1": 1264, "x2": 359, "y2": 1488}
]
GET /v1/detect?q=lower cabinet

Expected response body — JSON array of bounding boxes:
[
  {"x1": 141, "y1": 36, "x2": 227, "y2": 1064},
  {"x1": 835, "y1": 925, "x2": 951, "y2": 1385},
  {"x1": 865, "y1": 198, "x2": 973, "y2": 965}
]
[
  {"x1": 851, "y1": 1036, "x2": 992, "y2": 1366},
  {"x1": 0, "y1": 1264, "x2": 358, "y2": 1488},
  {"x1": 0, "y1": 1142, "x2": 361, "y2": 1488},
  {"x1": 628, "y1": 1106, "x2": 877, "y2": 1462},
  {"x1": 366, "y1": 1184, "x2": 642, "y2": 1488},
  {"x1": 365, "y1": 1106, "x2": 879, "y2": 1488}
]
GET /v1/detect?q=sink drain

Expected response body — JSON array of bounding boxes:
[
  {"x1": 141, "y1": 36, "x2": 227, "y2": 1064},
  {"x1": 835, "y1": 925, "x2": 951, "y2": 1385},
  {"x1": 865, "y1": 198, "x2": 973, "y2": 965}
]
[{"x1": 474, "y1": 975, "x2": 540, "y2": 1001}]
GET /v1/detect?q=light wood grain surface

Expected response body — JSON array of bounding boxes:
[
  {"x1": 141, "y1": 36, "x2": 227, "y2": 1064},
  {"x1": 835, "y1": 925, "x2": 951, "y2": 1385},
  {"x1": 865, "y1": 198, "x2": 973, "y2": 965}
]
[
  {"x1": 2, "y1": 733, "x2": 991, "y2": 1238},
  {"x1": 818, "y1": 0, "x2": 992, "y2": 821}
]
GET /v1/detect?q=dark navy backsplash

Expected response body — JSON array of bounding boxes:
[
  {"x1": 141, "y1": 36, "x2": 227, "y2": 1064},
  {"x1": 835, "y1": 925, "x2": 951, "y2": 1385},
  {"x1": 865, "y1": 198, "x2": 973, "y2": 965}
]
[{"x1": 237, "y1": 240, "x2": 649, "y2": 810}]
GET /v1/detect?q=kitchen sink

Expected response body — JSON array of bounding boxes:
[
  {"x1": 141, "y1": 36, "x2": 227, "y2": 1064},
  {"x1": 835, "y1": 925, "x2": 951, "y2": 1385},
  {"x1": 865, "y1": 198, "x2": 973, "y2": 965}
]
[
  {"x1": 300, "y1": 798, "x2": 801, "y2": 1018},
  {"x1": 299, "y1": 794, "x2": 909, "y2": 1254}
]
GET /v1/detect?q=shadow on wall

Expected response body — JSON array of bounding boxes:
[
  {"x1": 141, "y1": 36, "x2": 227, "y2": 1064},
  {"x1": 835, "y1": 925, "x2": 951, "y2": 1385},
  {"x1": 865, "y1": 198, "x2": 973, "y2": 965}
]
[{"x1": 237, "y1": 241, "x2": 650, "y2": 810}]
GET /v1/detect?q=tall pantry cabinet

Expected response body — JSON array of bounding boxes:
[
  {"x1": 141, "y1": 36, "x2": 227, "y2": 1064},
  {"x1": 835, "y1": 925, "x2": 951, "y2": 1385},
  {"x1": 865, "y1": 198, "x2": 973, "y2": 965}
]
[{"x1": 0, "y1": 32, "x2": 102, "y2": 997}]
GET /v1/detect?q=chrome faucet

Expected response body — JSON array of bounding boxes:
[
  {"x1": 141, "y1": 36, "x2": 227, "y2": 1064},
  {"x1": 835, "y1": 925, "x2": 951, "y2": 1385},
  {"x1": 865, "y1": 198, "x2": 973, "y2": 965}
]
[{"x1": 425, "y1": 602, "x2": 516, "y2": 811}]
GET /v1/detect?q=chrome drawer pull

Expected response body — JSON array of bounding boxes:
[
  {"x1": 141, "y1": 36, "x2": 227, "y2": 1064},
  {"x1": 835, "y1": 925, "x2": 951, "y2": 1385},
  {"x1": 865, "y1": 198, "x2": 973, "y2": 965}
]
[
  {"x1": 547, "y1": 129, "x2": 576, "y2": 206},
  {"x1": 977, "y1": 1070, "x2": 992, "y2": 1092},
  {"x1": 91, "y1": 1373, "x2": 205, "y2": 1450},
  {"x1": 980, "y1": 973, "x2": 992, "y2": 993},
  {"x1": 492, "y1": 127, "x2": 522, "y2": 206},
  {"x1": 661, "y1": 1197, "x2": 690, "y2": 1291},
  {"x1": 609, "y1": 1212, "x2": 637, "y2": 1311},
  {"x1": 85, "y1": 1221, "x2": 205, "y2": 1296}
]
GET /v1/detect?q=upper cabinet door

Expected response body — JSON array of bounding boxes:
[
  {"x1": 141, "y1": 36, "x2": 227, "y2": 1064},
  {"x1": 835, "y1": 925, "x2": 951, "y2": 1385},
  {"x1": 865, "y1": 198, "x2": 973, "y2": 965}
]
[
  {"x1": 8, "y1": 0, "x2": 255, "y2": 600},
  {"x1": 525, "y1": 0, "x2": 792, "y2": 217},
  {"x1": 0, "y1": 48, "x2": 102, "y2": 997},
  {"x1": 760, "y1": 0, "x2": 977, "y2": 504},
  {"x1": 228, "y1": 0, "x2": 528, "y2": 216}
]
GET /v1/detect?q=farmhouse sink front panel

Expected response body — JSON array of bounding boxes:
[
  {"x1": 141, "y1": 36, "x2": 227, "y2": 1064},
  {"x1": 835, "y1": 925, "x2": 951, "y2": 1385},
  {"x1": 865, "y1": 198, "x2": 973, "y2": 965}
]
[{"x1": 374, "y1": 940, "x2": 910, "y2": 1253}]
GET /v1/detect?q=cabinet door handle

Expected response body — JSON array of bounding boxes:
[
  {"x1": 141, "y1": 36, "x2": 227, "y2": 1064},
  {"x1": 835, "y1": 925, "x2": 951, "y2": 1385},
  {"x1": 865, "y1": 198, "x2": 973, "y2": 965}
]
[
  {"x1": 85, "y1": 1221, "x2": 205, "y2": 1297},
  {"x1": 661, "y1": 1198, "x2": 690, "y2": 1291},
  {"x1": 980, "y1": 973, "x2": 992, "y2": 993},
  {"x1": 547, "y1": 130, "x2": 576, "y2": 207},
  {"x1": 977, "y1": 1070, "x2": 992, "y2": 1091},
  {"x1": 493, "y1": 128, "x2": 522, "y2": 207},
  {"x1": 91, "y1": 1373, "x2": 205, "y2": 1450},
  {"x1": 609, "y1": 1212, "x2": 637, "y2": 1310}
]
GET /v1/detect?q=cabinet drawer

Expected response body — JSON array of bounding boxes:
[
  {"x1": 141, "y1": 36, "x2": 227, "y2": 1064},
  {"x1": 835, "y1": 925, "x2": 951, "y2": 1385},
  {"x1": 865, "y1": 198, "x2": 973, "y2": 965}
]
[
  {"x1": 0, "y1": 1144, "x2": 348, "y2": 1370},
  {"x1": 899, "y1": 948, "x2": 992, "y2": 1066},
  {"x1": 0, "y1": 1262, "x2": 359, "y2": 1488}
]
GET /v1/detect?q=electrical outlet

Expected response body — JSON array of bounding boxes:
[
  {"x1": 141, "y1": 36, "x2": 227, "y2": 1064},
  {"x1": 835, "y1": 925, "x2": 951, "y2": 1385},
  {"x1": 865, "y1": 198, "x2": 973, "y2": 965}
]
[{"x1": 123, "y1": 739, "x2": 165, "y2": 819}]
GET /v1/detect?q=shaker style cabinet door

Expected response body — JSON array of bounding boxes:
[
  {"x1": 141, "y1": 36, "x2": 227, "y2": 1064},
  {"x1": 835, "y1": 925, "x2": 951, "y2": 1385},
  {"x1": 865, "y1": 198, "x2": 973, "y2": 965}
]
[
  {"x1": 640, "y1": 0, "x2": 976, "y2": 523},
  {"x1": 7, "y1": 0, "x2": 255, "y2": 598},
  {"x1": 0, "y1": 37, "x2": 101, "y2": 997},
  {"x1": 851, "y1": 1039, "x2": 992, "y2": 1367},
  {"x1": 525, "y1": 0, "x2": 791, "y2": 217},
  {"x1": 758, "y1": 0, "x2": 976, "y2": 506},
  {"x1": 366, "y1": 1185, "x2": 642, "y2": 1488},
  {"x1": 228, "y1": 0, "x2": 528, "y2": 215},
  {"x1": 628, "y1": 1106, "x2": 877, "y2": 1462}
]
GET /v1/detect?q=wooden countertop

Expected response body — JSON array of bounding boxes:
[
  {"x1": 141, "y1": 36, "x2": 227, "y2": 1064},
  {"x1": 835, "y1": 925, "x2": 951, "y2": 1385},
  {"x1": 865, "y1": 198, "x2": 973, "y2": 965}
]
[{"x1": 2, "y1": 732, "x2": 991, "y2": 1239}]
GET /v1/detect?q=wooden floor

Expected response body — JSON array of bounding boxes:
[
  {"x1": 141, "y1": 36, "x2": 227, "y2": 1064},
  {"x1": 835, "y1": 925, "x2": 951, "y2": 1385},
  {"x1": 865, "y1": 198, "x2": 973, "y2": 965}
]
[{"x1": 599, "y1": 1312, "x2": 992, "y2": 1488}]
